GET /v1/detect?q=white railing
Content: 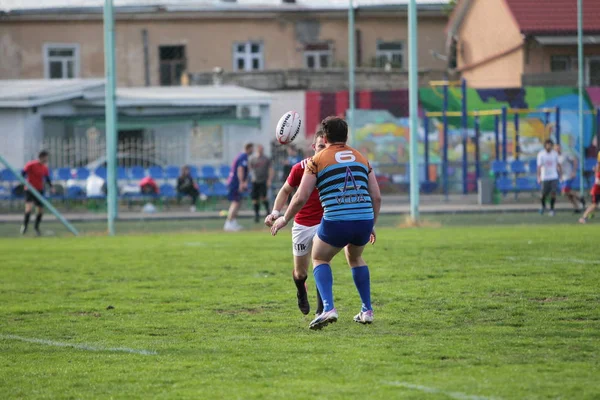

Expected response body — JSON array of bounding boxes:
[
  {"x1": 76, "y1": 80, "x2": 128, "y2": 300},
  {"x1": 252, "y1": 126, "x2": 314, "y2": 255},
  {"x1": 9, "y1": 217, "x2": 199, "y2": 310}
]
[{"x1": 24, "y1": 136, "x2": 190, "y2": 168}]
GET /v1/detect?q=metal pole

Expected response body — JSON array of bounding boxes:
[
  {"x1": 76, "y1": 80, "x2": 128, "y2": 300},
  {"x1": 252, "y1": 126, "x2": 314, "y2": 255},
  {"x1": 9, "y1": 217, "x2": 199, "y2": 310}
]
[
  {"x1": 348, "y1": 0, "x2": 356, "y2": 147},
  {"x1": 514, "y1": 113, "x2": 520, "y2": 160},
  {"x1": 494, "y1": 115, "x2": 500, "y2": 160},
  {"x1": 104, "y1": 0, "x2": 118, "y2": 235},
  {"x1": 424, "y1": 115, "x2": 430, "y2": 182},
  {"x1": 555, "y1": 107, "x2": 561, "y2": 144},
  {"x1": 461, "y1": 78, "x2": 468, "y2": 194},
  {"x1": 443, "y1": 84, "x2": 449, "y2": 199},
  {"x1": 501, "y1": 107, "x2": 508, "y2": 162},
  {"x1": 597, "y1": 108, "x2": 600, "y2": 151},
  {"x1": 474, "y1": 115, "x2": 481, "y2": 180},
  {"x1": 577, "y1": 0, "x2": 585, "y2": 197},
  {"x1": 0, "y1": 154, "x2": 78, "y2": 236},
  {"x1": 408, "y1": 0, "x2": 419, "y2": 220}
]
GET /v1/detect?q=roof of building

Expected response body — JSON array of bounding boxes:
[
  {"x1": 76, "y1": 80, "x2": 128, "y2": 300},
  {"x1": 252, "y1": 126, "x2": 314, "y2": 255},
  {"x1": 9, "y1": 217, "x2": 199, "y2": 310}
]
[
  {"x1": 503, "y1": 0, "x2": 600, "y2": 34},
  {"x1": 0, "y1": 0, "x2": 450, "y2": 14},
  {"x1": 0, "y1": 79, "x2": 272, "y2": 108},
  {"x1": 448, "y1": 0, "x2": 600, "y2": 38},
  {"x1": 0, "y1": 79, "x2": 104, "y2": 108},
  {"x1": 113, "y1": 85, "x2": 272, "y2": 107}
]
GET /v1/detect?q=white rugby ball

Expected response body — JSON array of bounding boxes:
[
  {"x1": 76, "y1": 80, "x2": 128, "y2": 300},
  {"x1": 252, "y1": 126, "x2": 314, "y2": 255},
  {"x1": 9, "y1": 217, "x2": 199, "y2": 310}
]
[{"x1": 275, "y1": 111, "x2": 302, "y2": 145}]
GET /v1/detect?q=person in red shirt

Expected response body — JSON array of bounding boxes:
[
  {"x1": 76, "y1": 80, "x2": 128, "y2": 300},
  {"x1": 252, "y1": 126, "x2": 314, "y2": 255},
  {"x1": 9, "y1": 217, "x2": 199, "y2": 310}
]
[
  {"x1": 579, "y1": 154, "x2": 600, "y2": 224},
  {"x1": 265, "y1": 130, "x2": 326, "y2": 316},
  {"x1": 21, "y1": 150, "x2": 53, "y2": 236}
]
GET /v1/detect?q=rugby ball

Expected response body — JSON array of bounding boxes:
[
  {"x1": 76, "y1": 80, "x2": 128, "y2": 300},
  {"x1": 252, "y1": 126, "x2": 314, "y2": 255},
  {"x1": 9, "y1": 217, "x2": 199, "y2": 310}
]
[{"x1": 275, "y1": 111, "x2": 302, "y2": 145}]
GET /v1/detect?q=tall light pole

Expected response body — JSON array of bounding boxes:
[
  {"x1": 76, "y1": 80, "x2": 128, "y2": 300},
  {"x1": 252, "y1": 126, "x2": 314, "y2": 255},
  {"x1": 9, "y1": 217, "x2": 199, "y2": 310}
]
[
  {"x1": 577, "y1": 0, "x2": 585, "y2": 197},
  {"x1": 104, "y1": 0, "x2": 118, "y2": 235},
  {"x1": 408, "y1": 0, "x2": 420, "y2": 221},
  {"x1": 348, "y1": 0, "x2": 356, "y2": 146}
]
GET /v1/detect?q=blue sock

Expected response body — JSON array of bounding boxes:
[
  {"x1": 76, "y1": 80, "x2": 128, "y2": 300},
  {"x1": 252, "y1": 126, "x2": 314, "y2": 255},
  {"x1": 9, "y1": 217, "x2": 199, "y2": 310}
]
[
  {"x1": 313, "y1": 264, "x2": 334, "y2": 312},
  {"x1": 352, "y1": 266, "x2": 372, "y2": 312}
]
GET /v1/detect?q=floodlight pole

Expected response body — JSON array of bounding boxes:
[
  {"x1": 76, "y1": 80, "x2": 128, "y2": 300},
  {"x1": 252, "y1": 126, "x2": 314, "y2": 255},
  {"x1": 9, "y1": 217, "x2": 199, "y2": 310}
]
[
  {"x1": 577, "y1": 0, "x2": 585, "y2": 197},
  {"x1": 104, "y1": 0, "x2": 118, "y2": 235},
  {"x1": 408, "y1": 0, "x2": 420, "y2": 221},
  {"x1": 348, "y1": 0, "x2": 356, "y2": 146}
]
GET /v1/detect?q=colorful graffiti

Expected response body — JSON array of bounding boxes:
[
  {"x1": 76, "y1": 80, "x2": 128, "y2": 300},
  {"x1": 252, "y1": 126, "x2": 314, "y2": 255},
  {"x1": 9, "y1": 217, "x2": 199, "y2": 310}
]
[{"x1": 305, "y1": 87, "x2": 600, "y2": 166}]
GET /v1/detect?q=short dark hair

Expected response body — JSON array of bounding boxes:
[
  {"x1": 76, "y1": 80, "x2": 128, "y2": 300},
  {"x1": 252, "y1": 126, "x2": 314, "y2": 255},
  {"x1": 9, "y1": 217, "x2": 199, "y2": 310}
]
[
  {"x1": 312, "y1": 129, "x2": 325, "y2": 144},
  {"x1": 38, "y1": 150, "x2": 49, "y2": 159},
  {"x1": 544, "y1": 139, "x2": 554, "y2": 146},
  {"x1": 244, "y1": 142, "x2": 254, "y2": 151},
  {"x1": 321, "y1": 117, "x2": 348, "y2": 143}
]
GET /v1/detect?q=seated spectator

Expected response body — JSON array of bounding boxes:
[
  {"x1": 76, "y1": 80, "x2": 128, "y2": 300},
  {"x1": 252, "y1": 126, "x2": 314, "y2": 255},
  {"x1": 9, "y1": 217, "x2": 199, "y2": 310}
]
[
  {"x1": 177, "y1": 165, "x2": 200, "y2": 212},
  {"x1": 139, "y1": 176, "x2": 159, "y2": 195}
]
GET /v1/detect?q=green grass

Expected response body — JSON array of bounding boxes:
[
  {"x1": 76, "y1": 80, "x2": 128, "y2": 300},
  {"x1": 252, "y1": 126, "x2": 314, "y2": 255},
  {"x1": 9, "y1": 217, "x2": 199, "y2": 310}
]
[{"x1": 1, "y1": 220, "x2": 599, "y2": 399}]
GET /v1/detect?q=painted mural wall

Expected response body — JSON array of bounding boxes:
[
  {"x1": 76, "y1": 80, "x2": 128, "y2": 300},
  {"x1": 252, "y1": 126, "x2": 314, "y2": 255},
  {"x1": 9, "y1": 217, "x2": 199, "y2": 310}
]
[{"x1": 305, "y1": 87, "x2": 600, "y2": 169}]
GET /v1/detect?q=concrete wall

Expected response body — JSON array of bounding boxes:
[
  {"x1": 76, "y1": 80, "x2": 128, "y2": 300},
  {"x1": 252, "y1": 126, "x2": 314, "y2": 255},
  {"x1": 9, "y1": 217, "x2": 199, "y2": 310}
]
[
  {"x1": 0, "y1": 13, "x2": 447, "y2": 87},
  {"x1": 524, "y1": 44, "x2": 600, "y2": 74},
  {"x1": 0, "y1": 109, "x2": 27, "y2": 168},
  {"x1": 457, "y1": 0, "x2": 524, "y2": 88}
]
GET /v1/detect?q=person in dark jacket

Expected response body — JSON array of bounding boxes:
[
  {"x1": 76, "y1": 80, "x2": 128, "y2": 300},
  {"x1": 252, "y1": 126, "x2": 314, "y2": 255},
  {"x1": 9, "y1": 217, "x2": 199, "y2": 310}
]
[{"x1": 177, "y1": 165, "x2": 200, "y2": 212}]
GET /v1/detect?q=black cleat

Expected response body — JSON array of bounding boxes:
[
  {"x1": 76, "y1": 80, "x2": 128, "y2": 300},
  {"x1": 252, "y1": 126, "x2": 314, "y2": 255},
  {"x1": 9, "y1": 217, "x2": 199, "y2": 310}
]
[
  {"x1": 20, "y1": 225, "x2": 27, "y2": 235},
  {"x1": 297, "y1": 286, "x2": 310, "y2": 315},
  {"x1": 34, "y1": 228, "x2": 41, "y2": 237}
]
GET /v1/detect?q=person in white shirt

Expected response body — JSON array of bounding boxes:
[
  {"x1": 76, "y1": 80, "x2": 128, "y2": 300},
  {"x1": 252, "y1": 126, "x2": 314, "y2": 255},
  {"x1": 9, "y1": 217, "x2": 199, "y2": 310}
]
[
  {"x1": 556, "y1": 144, "x2": 585, "y2": 213},
  {"x1": 537, "y1": 139, "x2": 562, "y2": 216}
]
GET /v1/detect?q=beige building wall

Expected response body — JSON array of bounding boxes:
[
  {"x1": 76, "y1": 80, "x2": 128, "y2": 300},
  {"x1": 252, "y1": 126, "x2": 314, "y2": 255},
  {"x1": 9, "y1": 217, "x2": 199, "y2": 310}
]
[
  {"x1": 0, "y1": 13, "x2": 448, "y2": 86},
  {"x1": 524, "y1": 44, "x2": 600, "y2": 74},
  {"x1": 456, "y1": 0, "x2": 524, "y2": 88}
]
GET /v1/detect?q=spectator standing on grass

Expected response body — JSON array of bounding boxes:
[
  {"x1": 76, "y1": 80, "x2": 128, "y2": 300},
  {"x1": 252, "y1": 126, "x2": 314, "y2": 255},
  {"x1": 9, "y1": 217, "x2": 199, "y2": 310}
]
[
  {"x1": 177, "y1": 165, "x2": 200, "y2": 212},
  {"x1": 20, "y1": 150, "x2": 54, "y2": 236},
  {"x1": 249, "y1": 144, "x2": 274, "y2": 223},
  {"x1": 537, "y1": 139, "x2": 561, "y2": 216},
  {"x1": 556, "y1": 144, "x2": 585, "y2": 213}
]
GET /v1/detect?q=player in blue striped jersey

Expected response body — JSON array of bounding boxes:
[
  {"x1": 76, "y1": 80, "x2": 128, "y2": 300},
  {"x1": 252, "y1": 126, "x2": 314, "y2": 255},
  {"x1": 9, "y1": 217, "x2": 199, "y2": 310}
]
[{"x1": 271, "y1": 117, "x2": 382, "y2": 330}]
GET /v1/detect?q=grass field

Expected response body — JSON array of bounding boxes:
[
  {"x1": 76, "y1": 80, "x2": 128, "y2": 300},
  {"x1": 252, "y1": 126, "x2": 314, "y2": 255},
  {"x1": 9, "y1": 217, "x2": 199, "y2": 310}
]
[{"x1": 1, "y1": 216, "x2": 599, "y2": 399}]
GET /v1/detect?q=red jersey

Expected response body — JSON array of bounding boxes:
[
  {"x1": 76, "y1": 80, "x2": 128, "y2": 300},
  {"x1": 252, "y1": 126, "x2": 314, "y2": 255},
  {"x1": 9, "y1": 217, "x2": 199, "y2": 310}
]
[
  {"x1": 23, "y1": 160, "x2": 49, "y2": 191},
  {"x1": 287, "y1": 158, "x2": 323, "y2": 227},
  {"x1": 591, "y1": 170, "x2": 600, "y2": 195}
]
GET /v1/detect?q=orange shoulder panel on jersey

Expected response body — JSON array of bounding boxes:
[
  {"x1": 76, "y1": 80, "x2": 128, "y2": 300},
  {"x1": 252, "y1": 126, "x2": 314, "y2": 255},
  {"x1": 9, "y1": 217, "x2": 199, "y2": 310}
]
[{"x1": 305, "y1": 145, "x2": 371, "y2": 176}]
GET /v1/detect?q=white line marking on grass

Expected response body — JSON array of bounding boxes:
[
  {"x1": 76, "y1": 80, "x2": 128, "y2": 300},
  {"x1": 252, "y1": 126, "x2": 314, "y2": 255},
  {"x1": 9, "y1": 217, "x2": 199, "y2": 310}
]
[
  {"x1": 0, "y1": 334, "x2": 157, "y2": 356},
  {"x1": 505, "y1": 256, "x2": 599, "y2": 265},
  {"x1": 384, "y1": 382, "x2": 501, "y2": 400}
]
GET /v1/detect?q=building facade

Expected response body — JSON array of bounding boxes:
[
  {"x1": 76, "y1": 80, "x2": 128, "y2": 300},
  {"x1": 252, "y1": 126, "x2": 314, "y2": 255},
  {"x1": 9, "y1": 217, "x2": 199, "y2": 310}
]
[
  {"x1": 447, "y1": 0, "x2": 600, "y2": 88},
  {"x1": 0, "y1": 2, "x2": 450, "y2": 88}
]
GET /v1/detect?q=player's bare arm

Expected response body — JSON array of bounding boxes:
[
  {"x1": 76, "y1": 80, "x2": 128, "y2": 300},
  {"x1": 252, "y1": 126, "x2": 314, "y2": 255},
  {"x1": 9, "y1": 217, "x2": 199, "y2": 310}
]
[
  {"x1": 367, "y1": 171, "x2": 382, "y2": 244},
  {"x1": 271, "y1": 174, "x2": 316, "y2": 235},
  {"x1": 265, "y1": 182, "x2": 294, "y2": 227}
]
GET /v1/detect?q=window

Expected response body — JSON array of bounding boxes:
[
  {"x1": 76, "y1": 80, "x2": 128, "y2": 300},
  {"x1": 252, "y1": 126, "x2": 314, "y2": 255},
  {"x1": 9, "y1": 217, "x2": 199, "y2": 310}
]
[
  {"x1": 376, "y1": 41, "x2": 403, "y2": 69},
  {"x1": 44, "y1": 44, "x2": 79, "y2": 79},
  {"x1": 304, "y1": 43, "x2": 332, "y2": 70},
  {"x1": 233, "y1": 42, "x2": 264, "y2": 71},
  {"x1": 159, "y1": 45, "x2": 186, "y2": 86},
  {"x1": 550, "y1": 55, "x2": 573, "y2": 72},
  {"x1": 587, "y1": 57, "x2": 600, "y2": 86}
]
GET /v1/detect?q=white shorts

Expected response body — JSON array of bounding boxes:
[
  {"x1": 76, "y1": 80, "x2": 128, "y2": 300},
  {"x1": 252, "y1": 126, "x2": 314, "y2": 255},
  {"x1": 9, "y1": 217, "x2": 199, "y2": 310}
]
[{"x1": 291, "y1": 222, "x2": 320, "y2": 257}]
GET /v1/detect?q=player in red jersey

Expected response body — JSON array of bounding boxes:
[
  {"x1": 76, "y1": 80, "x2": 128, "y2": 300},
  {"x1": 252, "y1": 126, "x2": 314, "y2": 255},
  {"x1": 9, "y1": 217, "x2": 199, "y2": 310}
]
[
  {"x1": 21, "y1": 150, "x2": 53, "y2": 236},
  {"x1": 265, "y1": 131, "x2": 326, "y2": 316},
  {"x1": 579, "y1": 153, "x2": 600, "y2": 224}
]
